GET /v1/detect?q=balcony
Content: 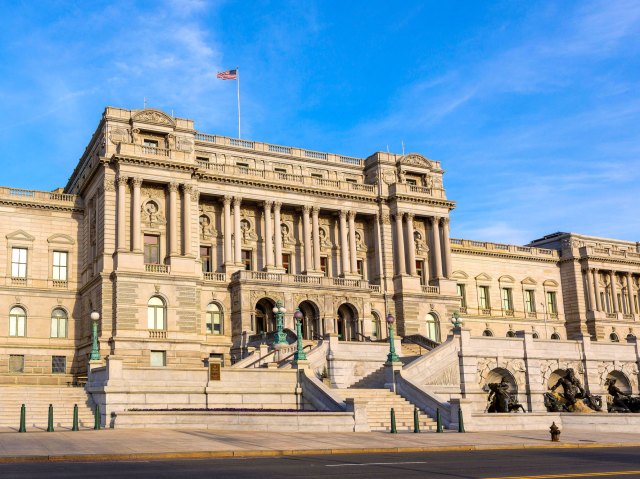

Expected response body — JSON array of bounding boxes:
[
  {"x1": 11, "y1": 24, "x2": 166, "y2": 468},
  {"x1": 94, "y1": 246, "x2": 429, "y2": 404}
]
[
  {"x1": 116, "y1": 142, "x2": 191, "y2": 162},
  {"x1": 203, "y1": 272, "x2": 226, "y2": 282},
  {"x1": 229, "y1": 270, "x2": 370, "y2": 290},
  {"x1": 389, "y1": 182, "x2": 446, "y2": 200},
  {"x1": 145, "y1": 264, "x2": 170, "y2": 274},
  {"x1": 52, "y1": 280, "x2": 68, "y2": 288},
  {"x1": 149, "y1": 330, "x2": 167, "y2": 339},
  {"x1": 0, "y1": 187, "x2": 81, "y2": 209},
  {"x1": 421, "y1": 285, "x2": 439, "y2": 294}
]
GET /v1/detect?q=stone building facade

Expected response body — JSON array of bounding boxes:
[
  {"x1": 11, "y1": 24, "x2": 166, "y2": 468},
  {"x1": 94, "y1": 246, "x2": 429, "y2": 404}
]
[{"x1": 0, "y1": 106, "x2": 638, "y2": 385}]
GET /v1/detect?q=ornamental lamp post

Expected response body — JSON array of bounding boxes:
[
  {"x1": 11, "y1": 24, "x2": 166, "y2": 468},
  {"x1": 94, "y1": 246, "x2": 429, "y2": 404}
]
[
  {"x1": 90, "y1": 311, "x2": 101, "y2": 360},
  {"x1": 451, "y1": 311, "x2": 462, "y2": 329},
  {"x1": 386, "y1": 313, "x2": 400, "y2": 363},
  {"x1": 272, "y1": 300, "x2": 288, "y2": 347},
  {"x1": 293, "y1": 309, "x2": 307, "y2": 361}
]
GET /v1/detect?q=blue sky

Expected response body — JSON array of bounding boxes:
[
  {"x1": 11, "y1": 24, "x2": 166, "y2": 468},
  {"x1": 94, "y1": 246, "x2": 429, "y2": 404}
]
[{"x1": 0, "y1": 0, "x2": 639, "y2": 245}]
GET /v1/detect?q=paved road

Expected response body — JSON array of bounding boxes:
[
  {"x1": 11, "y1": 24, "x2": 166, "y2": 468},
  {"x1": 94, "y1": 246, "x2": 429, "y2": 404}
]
[{"x1": 1, "y1": 447, "x2": 640, "y2": 479}]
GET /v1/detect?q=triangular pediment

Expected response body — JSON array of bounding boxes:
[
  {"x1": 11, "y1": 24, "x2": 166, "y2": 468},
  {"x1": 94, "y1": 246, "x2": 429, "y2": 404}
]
[
  {"x1": 543, "y1": 279, "x2": 559, "y2": 287},
  {"x1": 47, "y1": 233, "x2": 75, "y2": 245},
  {"x1": 399, "y1": 153, "x2": 433, "y2": 169},
  {"x1": 132, "y1": 108, "x2": 175, "y2": 127},
  {"x1": 6, "y1": 230, "x2": 35, "y2": 242},
  {"x1": 451, "y1": 270, "x2": 468, "y2": 280},
  {"x1": 498, "y1": 275, "x2": 515, "y2": 283},
  {"x1": 475, "y1": 273, "x2": 492, "y2": 282},
  {"x1": 521, "y1": 277, "x2": 537, "y2": 285}
]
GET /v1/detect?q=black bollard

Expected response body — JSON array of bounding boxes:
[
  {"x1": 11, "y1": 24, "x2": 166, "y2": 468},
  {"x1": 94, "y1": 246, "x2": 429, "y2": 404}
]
[
  {"x1": 19, "y1": 404, "x2": 26, "y2": 433},
  {"x1": 390, "y1": 408, "x2": 397, "y2": 433},
  {"x1": 457, "y1": 407, "x2": 465, "y2": 433},
  {"x1": 72, "y1": 404, "x2": 79, "y2": 431},
  {"x1": 413, "y1": 407, "x2": 420, "y2": 433},
  {"x1": 47, "y1": 404, "x2": 54, "y2": 432},
  {"x1": 436, "y1": 408, "x2": 443, "y2": 433},
  {"x1": 94, "y1": 404, "x2": 100, "y2": 430}
]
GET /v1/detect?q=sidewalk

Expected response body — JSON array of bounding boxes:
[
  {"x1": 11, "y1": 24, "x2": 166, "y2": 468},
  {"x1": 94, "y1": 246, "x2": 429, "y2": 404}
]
[{"x1": 1, "y1": 427, "x2": 640, "y2": 463}]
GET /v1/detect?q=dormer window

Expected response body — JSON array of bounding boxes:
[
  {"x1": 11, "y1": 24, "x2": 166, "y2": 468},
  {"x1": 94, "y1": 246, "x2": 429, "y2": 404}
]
[{"x1": 144, "y1": 139, "x2": 159, "y2": 147}]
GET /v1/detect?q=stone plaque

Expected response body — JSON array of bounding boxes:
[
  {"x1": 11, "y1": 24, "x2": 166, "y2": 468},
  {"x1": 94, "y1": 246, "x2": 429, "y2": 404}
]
[{"x1": 209, "y1": 362, "x2": 221, "y2": 381}]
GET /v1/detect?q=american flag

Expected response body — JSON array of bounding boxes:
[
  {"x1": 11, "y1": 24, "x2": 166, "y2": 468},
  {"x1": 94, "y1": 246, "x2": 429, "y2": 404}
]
[{"x1": 216, "y1": 69, "x2": 237, "y2": 80}]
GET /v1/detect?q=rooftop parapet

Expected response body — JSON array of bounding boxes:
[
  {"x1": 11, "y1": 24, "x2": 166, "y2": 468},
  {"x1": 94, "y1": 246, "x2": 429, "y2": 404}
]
[
  {"x1": 450, "y1": 238, "x2": 558, "y2": 260},
  {"x1": 0, "y1": 186, "x2": 82, "y2": 210}
]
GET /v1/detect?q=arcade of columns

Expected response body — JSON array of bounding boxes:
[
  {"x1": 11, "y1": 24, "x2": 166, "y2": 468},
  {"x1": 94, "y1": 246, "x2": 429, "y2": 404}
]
[
  {"x1": 114, "y1": 175, "x2": 454, "y2": 279},
  {"x1": 584, "y1": 267, "x2": 639, "y2": 318}
]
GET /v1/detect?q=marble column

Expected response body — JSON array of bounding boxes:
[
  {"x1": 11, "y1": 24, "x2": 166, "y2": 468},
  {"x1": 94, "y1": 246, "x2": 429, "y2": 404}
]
[
  {"x1": 264, "y1": 200, "x2": 274, "y2": 268},
  {"x1": 167, "y1": 182, "x2": 179, "y2": 256},
  {"x1": 611, "y1": 271, "x2": 619, "y2": 313},
  {"x1": 223, "y1": 196, "x2": 232, "y2": 265},
  {"x1": 116, "y1": 175, "x2": 128, "y2": 252},
  {"x1": 348, "y1": 210, "x2": 358, "y2": 275},
  {"x1": 312, "y1": 207, "x2": 321, "y2": 271},
  {"x1": 182, "y1": 184, "x2": 192, "y2": 256},
  {"x1": 405, "y1": 213, "x2": 417, "y2": 276},
  {"x1": 130, "y1": 177, "x2": 142, "y2": 253},
  {"x1": 593, "y1": 269, "x2": 602, "y2": 311},
  {"x1": 587, "y1": 269, "x2": 597, "y2": 312},
  {"x1": 302, "y1": 205, "x2": 312, "y2": 273},
  {"x1": 442, "y1": 217, "x2": 453, "y2": 278},
  {"x1": 626, "y1": 273, "x2": 634, "y2": 316},
  {"x1": 431, "y1": 216, "x2": 443, "y2": 279},
  {"x1": 274, "y1": 202, "x2": 283, "y2": 269},
  {"x1": 394, "y1": 213, "x2": 406, "y2": 275},
  {"x1": 233, "y1": 197, "x2": 242, "y2": 264},
  {"x1": 339, "y1": 210, "x2": 350, "y2": 275}
]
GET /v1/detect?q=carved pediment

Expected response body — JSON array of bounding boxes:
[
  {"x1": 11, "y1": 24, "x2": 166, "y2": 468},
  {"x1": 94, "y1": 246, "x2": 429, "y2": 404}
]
[
  {"x1": 521, "y1": 277, "x2": 537, "y2": 285},
  {"x1": 132, "y1": 109, "x2": 175, "y2": 127},
  {"x1": 6, "y1": 230, "x2": 35, "y2": 242},
  {"x1": 475, "y1": 272, "x2": 492, "y2": 282},
  {"x1": 47, "y1": 233, "x2": 75, "y2": 245},
  {"x1": 399, "y1": 153, "x2": 433, "y2": 169},
  {"x1": 543, "y1": 279, "x2": 559, "y2": 287},
  {"x1": 451, "y1": 270, "x2": 468, "y2": 280},
  {"x1": 498, "y1": 275, "x2": 515, "y2": 284}
]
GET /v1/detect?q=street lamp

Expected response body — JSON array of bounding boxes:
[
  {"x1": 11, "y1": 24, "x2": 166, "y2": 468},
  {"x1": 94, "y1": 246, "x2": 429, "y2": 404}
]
[
  {"x1": 451, "y1": 311, "x2": 462, "y2": 329},
  {"x1": 272, "y1": 300, "x2": 287, "y2": 346},
  {"x1": 90, "y1": 311, "x2": 101, "y2": 360},
  {"x1": 293, "y1": 309, "x2": 307, "y2": 361},
  {"x1": 386, "y1": 313, "x2": 400, "y2": 363}
]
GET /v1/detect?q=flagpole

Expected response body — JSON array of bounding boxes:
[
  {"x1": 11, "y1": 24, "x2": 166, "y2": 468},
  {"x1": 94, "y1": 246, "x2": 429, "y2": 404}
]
[{"x1": 236, "y1": 66, "x2": 241, "y2": 139}]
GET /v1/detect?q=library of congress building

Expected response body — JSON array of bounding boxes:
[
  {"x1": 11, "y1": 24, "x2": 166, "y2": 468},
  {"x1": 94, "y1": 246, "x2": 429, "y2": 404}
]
[{"x1": 1, "y1": 106, "x2": 639, "y2": 385}]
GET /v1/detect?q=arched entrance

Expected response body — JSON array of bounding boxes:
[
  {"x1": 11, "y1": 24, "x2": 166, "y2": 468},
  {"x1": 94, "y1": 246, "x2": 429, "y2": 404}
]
[
  {"x1": 254, "y1": 298, "x2": 276, "y2": 334},
  {"x1": 337, "y1": 303, "x2": 359, "y2": 341},
  {"x1": 297, "y1": 300, "x2": 321, "y2": 340}
]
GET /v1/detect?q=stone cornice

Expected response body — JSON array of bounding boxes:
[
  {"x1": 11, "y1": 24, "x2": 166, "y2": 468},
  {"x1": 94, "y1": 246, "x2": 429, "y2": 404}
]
[
  {"x1": 393, "y1": 194, "x2": 456, "y2": 209},
  {"x1": 0, "y1": 197, "x2": 83, "y2": 213},
  {"x1": 575, "y1": 255, "x2": 640, "y2": 269},
  {"x1": 451, "y1": 247, "x2": 559, "y2": 264}
]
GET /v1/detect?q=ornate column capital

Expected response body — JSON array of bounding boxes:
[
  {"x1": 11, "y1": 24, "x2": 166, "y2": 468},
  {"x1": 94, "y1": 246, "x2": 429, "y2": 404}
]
[
  {"x1": 264, "y1": 200, "x2": 274, "y2": 209},
  {"x1": 168, "y1": 182, "x2": 179, "y2": 193},
  {"x1": 232, "y1": 196, "x2": 242, "y2": 207},
  {"x1": 223, "y1": 195, "x2": 232, "y2": 206},
  {"x1": 104, "y1": 178, "x2": 116, "y2": 192},
  {"x1": 192, "y1": 190, "x2": 200, "y2": 203},
  {"x1": 405, "y1": 212, "x2": 415, "y2": 222},
  {"x1": 273, "y1": 201, "x2": 282, "y2": 211},
  {"x1": 394, "y1": 212, "x2": 404, "y2": 222},
  {"x1": 339, "y1": 209, "x2": 347, "y2": 219},
  {"x1": 182, "y1": 183, "x2": 195, "y2": 195},
  {"x1": 311, "y1": 206, "x2": 320, "y2": 216},
  {"x1": 130, "y1": 177, "x2": 143, "y2": 188},
  {"x1": 429, "y1": 215, "x2": 441, "y2": 225},
  {"x1": 302, "y1": 204, "x2": 312, "y2": 215},
  {"x1": 442, "y1": 216, "x2": 450, "y2": 225},
  {"x1": 116, "y1": 175, "x2": 129, "y2": 187},
  {"x1": 347, "y1": 210, "x2": 356, "y2": 221}
]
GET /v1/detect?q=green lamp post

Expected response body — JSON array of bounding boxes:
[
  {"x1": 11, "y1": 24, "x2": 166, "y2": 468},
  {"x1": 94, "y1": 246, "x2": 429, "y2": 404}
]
[
  {"x1": 451, "y1": 311, "x2": 462, "y2": 329},
  {"x1": 386, "y1": 313, "x2": 400, "y2": 363},
  {"x1": 90, "y1": 311, "x2": 101, "y2": 360},
  {"x1": 272, "y1": 300, "x2": 288, "y2": 346},
  {"x1": 293, "y1": 309, "x2": 307, "y2": 361}
]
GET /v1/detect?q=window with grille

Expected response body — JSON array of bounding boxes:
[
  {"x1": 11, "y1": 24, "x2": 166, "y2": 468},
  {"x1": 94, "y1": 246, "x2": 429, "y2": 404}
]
[
  {"x1": 52, "y1": 356, "x2": 66, "y2": 374},
  {"x1": 9, "y1": 355, "x2": 24, "y2": 373},
  {"x1": 52, "y1": 251, "x2": 68, "y2": 280},
  {"x1": 11, "y1": 247, "x2": 27, "y2": 278}
]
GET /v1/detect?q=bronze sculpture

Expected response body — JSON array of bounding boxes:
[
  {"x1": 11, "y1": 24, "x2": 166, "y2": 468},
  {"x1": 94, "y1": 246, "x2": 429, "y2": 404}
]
[
  {"x1": 486, "y1": 377, "x2": 526, "y2": 413},
  {"x1": 546, "y1": 368, "x2": 602, "y2": 412},
  {"x1": 606, "y1": 378, "x2": 640, "y2": 413}
]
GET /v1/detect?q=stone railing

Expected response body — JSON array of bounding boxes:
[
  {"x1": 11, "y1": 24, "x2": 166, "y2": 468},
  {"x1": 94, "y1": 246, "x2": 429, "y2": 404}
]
[
  {"x1": 149, "y1": 330, "x2": 167, "y2": 339},
  {"x1": 421, "y1": 285, "x2": 439, "y2": 294},
  {"x1": 0, "y1": 187, "x2": 79, "y2": 206},
  {"x1": 586, "y1": 246, "x2": 640, "y2": 261},
  {"x1": 11, "y1": 277, "x2": 27, "y2": 286},
  {"x1": 293, "y1": 275, "x2": 322, "y2": 284},
  {"x1": 145, "y1": 264, "x2": 170, "y2": 274},
  {"x1": 230, "y1": 270, "x2": 370, "y2": 290},
  {"x1": 116, "y1": 142, "x2": 190, "y2": 162},
  {"x1": 369, "y1": 284, "x2": 381, "y2": 293},
  {"x1": 450, "y1": 238, "x2": 559, "y2": 259},
  {"x1": 52, "y1": 280, "x2": 68, "y2": 288},
  {"x1": 606, "y1": 313, "x2": 617, "y2": 319},
  {"x1": 389, "y1": 182, "x2": 445, "y2": 200},
  {"x1": 203, "y1": 272, "x2": 226, "y2": 282}
]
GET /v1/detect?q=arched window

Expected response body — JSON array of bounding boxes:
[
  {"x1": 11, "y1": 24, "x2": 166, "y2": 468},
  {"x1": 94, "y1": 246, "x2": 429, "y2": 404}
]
[
  {"x1": 371, "y1": 312, "x2": 382, "y2": 340},
  {"x1": 532, "y1": 332, "x2": 540, "y2": 339},
  {"x1": 147, "y1": 296, "x2": 166, "y2": 330},
  {"x1": 550, "y1": 332, "x2": 561, "y2": 340},
  {"x1": 9, "y1": 306, "x2": 26, "y2": 337},
  {"x1": 425, "y1": 313, "x2": 440, "y2": 342},
  {"x1": 610, "y1": 332, "x2": 620, "y2": 343},
  {"x1": 506, "y1": 330, "x2": 516, "y2": 338},
  {"x1": 482, "y1": 329, "x2": 493, "y2": 337},
  {"x1": 51, "y1": 308, "x2": 67, "y2": 338},
  {"x1": 206, "y1": 302, "x2": 223, "y2": 335}
]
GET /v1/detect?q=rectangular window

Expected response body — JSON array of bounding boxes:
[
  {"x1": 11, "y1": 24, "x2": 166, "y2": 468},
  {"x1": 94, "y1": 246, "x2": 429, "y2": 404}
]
[
  {"x1": 274, "y1": 168, "x2": 287, "y2": 174},
  {"x1": 9, "y1": 312, "x2": 26, "y2": 337},
  {"x1": 546, "y1": 291, "x2": 557, "y2": 314},
  {"x1": 11, "y1": 247, "x2": 27, "y2": 278},
  {"x1": 345, "y1": 178, "x2": 357, "y2": 184},
  {"x1": 200, "y1": 246, "x2": 212, "y2": 273},
  {"x1": 501, "y1": 288, "x2": 513, "y2": 311},
  {"x1": 282, "y1": 253, "x2": 291, "y2": 274},
  {"x1": 236, "y1": 162, "x2": 249, "y2": 168},
  {"x1": 196, "y1": 156, "x2": 209, "y2": 163},
  {"x1": 479, "y1": 286, "x2": 490, "y2": 310},
  {"x1": 310, "y1": 173, "x2": 323, "y2": 179},
  {"x1": 52, "y1": 251, "x2": 68, "y2": 281},
  {"x1": 207, "y1": 310, "x2": 222, "y2": 335},
  {"x1": 416, "y1": 260, "x2": 425, "y2": 285},
  {"x1": 150, "y1": 351, "x2": 166, "y2": 367},
  {"x1": 51, "y1": 315, "x2": 67, "y2": 338},
  {"x1": 457, "y1": 284, "x2": 467, "y2": 308},
  {"x1": 525, "y1": 290, "x2": 536, "y2": 313},
  {"x1": 9, "y1": 355, "x2": 24, "y2": 373},
  {"x1": 242, "y1": 250, "x2": 252, "y2": 271},
  {"x1": 406, "y1": 178, "x2": 418, "y2": 186},
  {"x1": 52, "y1": 356, "x2": 66, "y2": 374},
  {"x1": 356, "y1": 259, "x2": 364, "y2": 277},
  {"x1": 320, "y1": 256, "x2": 328, "y2": 277},
  {"x1": 143, "y1": 139, "x2": 159, "y2": 147},
  {"x1": 144, "y1": 235, "x2": 160, "y2": 264}
]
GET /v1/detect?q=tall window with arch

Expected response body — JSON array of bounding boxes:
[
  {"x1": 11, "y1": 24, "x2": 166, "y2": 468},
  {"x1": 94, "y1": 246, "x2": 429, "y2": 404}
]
[
  {"x1": 9, "y1": 306, "x2": 26, "y2": 337},
  {"x1": 50, "y1": 308, "x2": 67, "y2": 338},
  {"x1": 425, "y1": 313, "x2": 440, "y2": 343},
  {"x1": 147, "y1": 296, "x2": 166, "y2": 330},
  {"x1": 371, "y1": 312, "x2": 382, "y2": 340},
  {"x1": 206, "y1": 302, "x2": 223, "y2": 335}
]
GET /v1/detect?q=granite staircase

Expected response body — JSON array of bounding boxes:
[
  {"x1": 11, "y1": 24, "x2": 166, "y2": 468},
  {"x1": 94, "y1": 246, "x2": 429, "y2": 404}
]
[{"x1": 0, "y1": 386, "x2": 95, "y2": 430}]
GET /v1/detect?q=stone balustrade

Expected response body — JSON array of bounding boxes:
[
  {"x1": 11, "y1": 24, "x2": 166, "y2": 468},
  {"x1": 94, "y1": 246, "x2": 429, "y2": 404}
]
[
  {"x1": 229, "y1": 270, "x2": 370, "y2": 290},
  {"x1": 0, "y1": 186, "x2": 80, "y2": 207},
  {"x1": 450, "y1": 238, "x2": 559, "y2": 259}
]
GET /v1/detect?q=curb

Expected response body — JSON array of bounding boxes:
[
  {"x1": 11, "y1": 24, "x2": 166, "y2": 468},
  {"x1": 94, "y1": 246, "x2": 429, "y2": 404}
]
[{"x1": 1, "y1": 441, "x2": 640, "y2": 464}]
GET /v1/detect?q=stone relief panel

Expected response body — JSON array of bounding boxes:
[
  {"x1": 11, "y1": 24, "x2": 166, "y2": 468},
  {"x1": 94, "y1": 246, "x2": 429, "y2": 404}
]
[
  {"x1": 425, "y1": 363, "x2": 460, "y2": 386},
  {"x1": 109, "y1": 127, "x2": 131, "y2": 144},
  {"x1": 540, "y1": 359, "x2": 584, "y2": 387}
]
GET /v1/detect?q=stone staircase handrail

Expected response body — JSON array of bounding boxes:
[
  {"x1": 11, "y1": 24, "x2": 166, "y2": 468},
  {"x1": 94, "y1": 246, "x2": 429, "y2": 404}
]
[
  {"x1": 395, "y1": 370, "x2": 455, "y2": 428},
  {"x1": 298, "y1": 368, "x2": 346, "y2": 412},
  {"x1": 402, "y1": 334, "x2": 460, "y2": 384}
]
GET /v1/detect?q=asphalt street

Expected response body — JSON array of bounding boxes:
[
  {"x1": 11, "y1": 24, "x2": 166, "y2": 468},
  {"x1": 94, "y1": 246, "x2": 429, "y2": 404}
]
[{"x1": 1, "y1": 447, "x2": 640, "y2": 479}]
